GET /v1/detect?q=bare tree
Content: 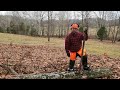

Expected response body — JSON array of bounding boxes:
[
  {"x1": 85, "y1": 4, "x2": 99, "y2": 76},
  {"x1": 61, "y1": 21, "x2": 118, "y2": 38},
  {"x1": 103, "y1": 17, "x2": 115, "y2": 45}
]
[
  {"x1": 49, "y1": 11, "x2": 54, "y2": 37},
  {"x1": 106, "y1": 11, "x2": 120, "y2": 43},
  {"x1": 48, "y1": 11, "x2": 50, "y2": 41},
  {"x1": 93, "y1": 11, "x2": 108, "y2": 28},
  {"x1": 77, "y1": 11, "x2": 91, "y2": 33},
  {"x1": 10, "y1": 11, "x2": 23, "y2": 25},
  {"x1": 84, "y1": 11, "x2": 91, "y2": 29},
  {"x1": 33, "y1": 11, "x2": 46, "y2": 36},
  {"x1": 111, "y1": 11, "x2": 120, "y2": 43},
  {"x1": 21, "y1": 11, "x2": 35, "y2": 34},
  {"x1": 57, "y1": 11, "x2": 66, "y2": 37},
  {"x1": 65, "y1": 11, "x2": 72, "y2": 35}
]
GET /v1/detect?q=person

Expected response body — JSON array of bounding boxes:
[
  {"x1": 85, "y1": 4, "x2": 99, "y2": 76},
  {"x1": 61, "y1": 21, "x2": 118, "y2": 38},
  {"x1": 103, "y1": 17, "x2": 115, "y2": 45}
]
[{"x1": 65, "y1": 23, "x2": 90, "y2": 72}]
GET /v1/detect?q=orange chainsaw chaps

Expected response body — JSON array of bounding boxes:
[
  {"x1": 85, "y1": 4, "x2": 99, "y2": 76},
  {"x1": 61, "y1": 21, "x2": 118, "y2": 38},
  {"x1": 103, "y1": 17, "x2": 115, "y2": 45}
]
[
  {"x1": 70, "y1": 52, "x2": 76, "y2": 61},
  {"x1": 70, "y1": 48, "x2": 87, "y2": 60}
]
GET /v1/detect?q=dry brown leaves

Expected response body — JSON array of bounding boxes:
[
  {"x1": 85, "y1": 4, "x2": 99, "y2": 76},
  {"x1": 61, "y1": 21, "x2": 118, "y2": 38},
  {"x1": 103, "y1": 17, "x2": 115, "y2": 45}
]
[
  {"x1": 0, "y1": 43, "x2": 119, "y2": 79},
  {"x1": 0, "y1": 43, "x2": 68, "y2": 76}
]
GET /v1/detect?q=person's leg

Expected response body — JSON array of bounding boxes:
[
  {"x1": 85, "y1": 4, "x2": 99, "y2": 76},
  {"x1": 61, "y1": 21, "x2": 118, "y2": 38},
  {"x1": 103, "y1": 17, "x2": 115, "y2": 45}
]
[
  {"x1": 82, "y1": 55, "x2": 90, "y2": 70},
  {"x1": 77, "y1": 48, "x2": 90, "y2": 70},
  {"x1": 67, "y1": 52, "x2": 76, "y2": 71},
  {"x1": 69, "y1": 60, "x2": 75, "y2": 69}
]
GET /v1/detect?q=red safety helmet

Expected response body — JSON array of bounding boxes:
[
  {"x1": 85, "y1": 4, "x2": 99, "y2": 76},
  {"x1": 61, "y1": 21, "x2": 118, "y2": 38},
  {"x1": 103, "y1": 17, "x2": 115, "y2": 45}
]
[{"x1": 71, "y1": 24, "x2": 79, "y2": 29}]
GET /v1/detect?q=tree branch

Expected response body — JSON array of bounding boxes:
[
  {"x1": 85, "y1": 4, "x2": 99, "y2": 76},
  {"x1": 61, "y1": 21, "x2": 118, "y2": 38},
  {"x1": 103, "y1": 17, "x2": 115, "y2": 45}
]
[{"x1": 0, "y1": 64, "x2": 18, "y2": 75}]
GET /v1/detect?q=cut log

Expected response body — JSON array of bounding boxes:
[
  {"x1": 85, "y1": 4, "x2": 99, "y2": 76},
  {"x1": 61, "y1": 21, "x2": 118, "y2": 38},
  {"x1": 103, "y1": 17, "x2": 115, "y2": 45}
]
[
  {"x1": 80, "y1": 68, "x2": 113, "y2": 79},
  {"x1": 11, "y1": 68, "x2": 112, "y2": 79}
]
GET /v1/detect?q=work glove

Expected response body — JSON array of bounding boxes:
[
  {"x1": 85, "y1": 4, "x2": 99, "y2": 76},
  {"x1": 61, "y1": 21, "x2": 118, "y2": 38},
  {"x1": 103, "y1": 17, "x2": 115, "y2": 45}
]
[{"x1": 66, "y1": 50, "x2": 70, "y2": 57}]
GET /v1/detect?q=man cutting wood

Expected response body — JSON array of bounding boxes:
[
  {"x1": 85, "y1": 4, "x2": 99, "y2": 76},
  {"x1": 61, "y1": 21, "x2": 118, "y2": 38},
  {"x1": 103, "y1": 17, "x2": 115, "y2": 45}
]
[{"x1": 65, "y1": 23, "x2": 90, "y2": 72}]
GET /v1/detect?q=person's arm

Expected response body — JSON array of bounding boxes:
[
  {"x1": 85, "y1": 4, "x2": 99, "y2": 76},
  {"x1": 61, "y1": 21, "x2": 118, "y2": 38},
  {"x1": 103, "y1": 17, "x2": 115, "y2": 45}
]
[{"x1": 65, "y1": 35, "x2": 70, "y2": 57}]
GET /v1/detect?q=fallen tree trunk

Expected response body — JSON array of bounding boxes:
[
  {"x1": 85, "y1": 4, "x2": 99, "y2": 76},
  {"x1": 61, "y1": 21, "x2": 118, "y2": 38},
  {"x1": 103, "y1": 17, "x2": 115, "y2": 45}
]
[
  {"x1": 0, "y1": 64, "x2": 18, "y2": 75},
  {"x1": 11, "y1": 68, "x2": 112, "y2": 79}
]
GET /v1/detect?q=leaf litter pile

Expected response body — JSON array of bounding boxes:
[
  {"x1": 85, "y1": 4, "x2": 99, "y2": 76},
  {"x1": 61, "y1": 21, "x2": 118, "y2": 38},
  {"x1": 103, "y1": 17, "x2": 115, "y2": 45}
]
[{"x1": 0, "y1": 43, "x2": 119, "y2": 79}]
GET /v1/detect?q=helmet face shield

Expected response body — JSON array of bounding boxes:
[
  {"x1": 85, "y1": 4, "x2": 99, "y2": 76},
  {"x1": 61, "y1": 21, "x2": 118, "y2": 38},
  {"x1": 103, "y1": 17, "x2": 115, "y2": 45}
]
[{"x1": 71, "y1": 24, "x2": 79, "y2": 29}]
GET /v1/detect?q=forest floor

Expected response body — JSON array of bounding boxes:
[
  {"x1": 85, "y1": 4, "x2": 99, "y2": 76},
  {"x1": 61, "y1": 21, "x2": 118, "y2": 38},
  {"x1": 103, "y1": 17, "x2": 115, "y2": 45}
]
[{"x1": 0, "y1": 33, "x2": 120, "y2": 79}]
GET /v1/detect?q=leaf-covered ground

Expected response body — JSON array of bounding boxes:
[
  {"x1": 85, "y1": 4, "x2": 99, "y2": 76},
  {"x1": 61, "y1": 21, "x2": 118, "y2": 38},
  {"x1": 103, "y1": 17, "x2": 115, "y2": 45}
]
[{"x1": 0, "y1": 43, "x2": 120, "y2": 79}]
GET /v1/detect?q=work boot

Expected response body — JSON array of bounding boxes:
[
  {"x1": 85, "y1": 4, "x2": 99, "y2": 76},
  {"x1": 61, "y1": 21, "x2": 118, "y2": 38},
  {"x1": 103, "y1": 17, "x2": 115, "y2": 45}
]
[
  {"x1": 67, "y1": 60, "x2": 75, "y2": 72},
  {"x1": 83, "y1": 65, "x2": 90, "y2": 70},
  {"x1": 82, "y1": 56, "x2": 90, "y2": 70},
  {"x1": 67, "y1": 68, "x2": 74, "y2": 72}
]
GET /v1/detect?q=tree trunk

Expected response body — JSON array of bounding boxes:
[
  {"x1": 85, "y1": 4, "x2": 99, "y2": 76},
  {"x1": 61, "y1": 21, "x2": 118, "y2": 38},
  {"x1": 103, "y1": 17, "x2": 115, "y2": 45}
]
[
  {"x1": 48, "y1": 11, "x2": 50, "y2": 41},
  {"x1": 51, "y1": 24, "x2": 55, "y2": 37},
  {"x1": 82, "y1": 11, "x2": 84, "y2": 27},
  {"x1": 61, "y1": 25, "x2": 63, "y2": 37},
  {"x1": 100, "y1": 38, "x2": 103, "y2": 41},
  {"x1": 113, "y1": 17, "x2": 120, "y2": 43},
  {"x1": 59, "y1": 26, "x2": 61, "y2": 38},
  {"x1": 42, "y1": 27, "x2": 44, "y2": 36},
  {"x1": 111, "y1": 25, "x2": 116, "y2": 43},
  {"x1": 107, "y1": 25, "x2": 111, "y2": 40},
  {"x1": 10, "y1": 68, "x2": 112, "y2": 79},
  {"x1": 67, "y1": 23, "x2": 69, "y2": 35},
  {"x1": 113, "y1": 26, "x2": 119, "y2": 43},
  {"x1": 41, "y1": 22, "x2": 44, "y2": 36}
]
